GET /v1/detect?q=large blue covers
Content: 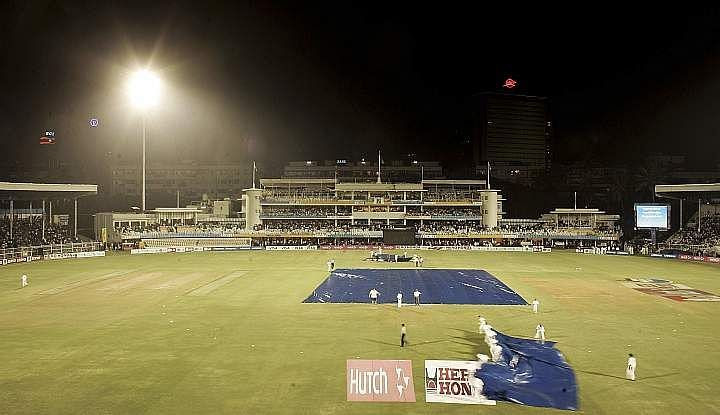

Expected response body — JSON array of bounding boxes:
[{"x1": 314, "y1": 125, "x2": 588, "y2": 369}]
[
  {"x1": 475, "y1": 331, "x2": 579, "y2": 410},
  {"x1": 303, "y1": 268, "x2": 527, "y2": 305}
]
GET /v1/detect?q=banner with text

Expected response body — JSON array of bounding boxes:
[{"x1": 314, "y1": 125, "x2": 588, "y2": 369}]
[
  {"x1": 265, "y1": 245, "x2": 318, "y2": 251},
  {"x1": 347, "y1": 360, "x2": 415, "y2": 402},
  {"x1": 424, "y1": 360, "x2": 495, "y2": 405}
]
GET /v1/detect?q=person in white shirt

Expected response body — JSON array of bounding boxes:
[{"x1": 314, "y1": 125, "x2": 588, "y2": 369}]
[
  {"x1": 326, "y1": 260, "x2": 333, "y2": 272},
  {"x1": 400, "y1": 323, "x2": 407, "y2": 347},
  {"x1": 478, "y1": 316, "x2": 487, "y2": 333},
  {"x1": 476, "y1": 353, "x2": 490, "y2": 364},
  {"x1": 413, "y1": 255, "x2": 419, "y2": 267},
  {"x1": 535, "y1": 323, "x2": 545, "y2": 343},
  {"x1": 21, "y1": 274, "x2": 28, "y2": 288},
  {"x1": 531, "y1": 298, "x2": 540, "y2": 313},
  {"x1": 369, "y1": 288, "x2": 380, "y2": 304},
  {"x1": 626, "y1": 354, "x2": 637, "y2": 381},
  {"x1": 419, "y1": 257, "x2": 424, "y2": 267},
  {"x1": 489, "y1": 342, "x2": 503, "y2": 362},
  {"x1": 413, "y1": 289, "x2": 421, "y2": 305},
  {"x1": 483, "y1": 325, "x2": 496, "y2": 341},
  {"x1": 471, "y1": 358, "x2": 487, "y2": 400},
  {"x1": 396, "y1": 292, "x2": 403, "y2": 308}
]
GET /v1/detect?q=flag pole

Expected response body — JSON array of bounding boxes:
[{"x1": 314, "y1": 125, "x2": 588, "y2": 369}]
[
  {"x1": 377, "y1": 150, "x2": 381, "y2": 184},
  {"x1": 487, "y1": 161, "x2": 491, "y2": 189}
]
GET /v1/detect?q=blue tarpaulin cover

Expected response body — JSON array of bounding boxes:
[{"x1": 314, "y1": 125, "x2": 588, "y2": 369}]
[
  {"x1": 475, "y1": 331, "x2": 579, "y2": 411},
  {"x1": 303, "y1": 268, "x2": 527, "y2": 305}
]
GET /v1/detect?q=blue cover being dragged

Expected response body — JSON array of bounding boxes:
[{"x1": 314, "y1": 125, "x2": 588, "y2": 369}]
[
  {"x1": 475, "y1": 331, "x2": 578, "y2": 411},
  {"x1": 303, "y1": 268, "x2": 526, "y2": 305}
]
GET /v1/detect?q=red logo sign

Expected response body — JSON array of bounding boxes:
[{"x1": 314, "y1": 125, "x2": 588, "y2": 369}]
[
  {"x1": 503, "y1": 78, "x2": 517, "y2": 89},
  {"x1": 347, "y1": 360, "x2": 416, "y2": 402}
]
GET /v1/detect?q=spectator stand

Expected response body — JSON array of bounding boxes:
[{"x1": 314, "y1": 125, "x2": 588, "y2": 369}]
[
  {"x1": 656, "y1": 183, "x2": 720, "y2": 256},
  {"x1": 0, "y1": 182, "x2": 97, "y2": 248}
]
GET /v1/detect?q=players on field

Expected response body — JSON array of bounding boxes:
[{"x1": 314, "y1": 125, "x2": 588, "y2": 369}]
[
  {"x1": 626, "y1": 353, "x2": 637, "y2": 381},
  {"x1": 478, "y1": 316, "x2": 487, "y2": 333},
  {"x1": 413, "y1": 289, "x2": 421, "y2": 305},
  {"x1": 20, "y1": 274, "x2": 28, "y2": 288},
  {"x1": 534, "y1": 323, "x2": 545, "y2": 343},
  {"x1": 369, "y1": 288, "x2": 380, "y2": 304},
  {"x1": 489, "y1": 340, "x2": 503, "y2": 362},
  {"x1": 531, "y1": 298, "x2": 540, "y2": 313},
  {"x1": 396, "y1": 292, "x2": 403, "y2": 308},
  {"x1": 400, "y1": 323, "x2": 407, "y2": 347},
  {"x1": 326, "y1": 259, "x2": 336, "y2": 272}
]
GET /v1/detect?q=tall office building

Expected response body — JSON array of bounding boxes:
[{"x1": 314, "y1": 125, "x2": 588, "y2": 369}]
[{"x1": 471, "y1": 92, "x2": 552, "y2": 184}]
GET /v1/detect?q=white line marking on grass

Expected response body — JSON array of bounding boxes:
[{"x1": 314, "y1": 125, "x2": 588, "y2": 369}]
[
  {"x1": 186, "y1": 271, "x2": 247, "y2": 296},
  {"x1": 150, "y1": 273, "x2": 207, "y2": 290},
  {"x1": 96, "y1": 271, "x2": 165, "y2": 292},
  {"x1": 40, "y1": 269, "x2": 138, "y2": 294}
]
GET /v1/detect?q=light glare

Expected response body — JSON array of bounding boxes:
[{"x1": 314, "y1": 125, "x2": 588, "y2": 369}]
[{"x1": 127, "y1": 69, "x2": 162, "y2": 109}]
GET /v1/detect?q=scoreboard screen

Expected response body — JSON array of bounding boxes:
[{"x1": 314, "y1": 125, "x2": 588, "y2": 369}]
[
  {"x1": 383, "y1": 227, "x2": 416, "y2": 245},
  {"x1": 634, "y1": 203, "x2": 670, "y2": 230}
]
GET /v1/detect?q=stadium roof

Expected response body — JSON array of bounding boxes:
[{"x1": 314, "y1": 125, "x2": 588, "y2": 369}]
[
  {"x1": 422, "y1": 179, "x2": 487, "y2": 186},
  {"x1": 655, "y1": 183, "x2": 720, "y2": 194},
  {"x1": 548, "y1": 208, "x2": 607, "y2": 214},
  {"x1": 0, "y1": 182, "x2": 97, "y2": 201},
  {"x1": 335, "y1": 182, "x2": 423, "y2": 191},
  {"x1": 153, "y1": 208, "x2": 202, "y2": 213},
  {"x1": 261, "y1": 178, "x2": 336, "y2": 187}
]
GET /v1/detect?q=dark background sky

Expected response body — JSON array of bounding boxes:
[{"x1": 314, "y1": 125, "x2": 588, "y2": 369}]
[{"x1": 2, "y1": 1, "x2": 720, "y2": 172}]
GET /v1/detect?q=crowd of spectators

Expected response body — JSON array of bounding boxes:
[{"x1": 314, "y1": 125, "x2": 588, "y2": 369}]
[
  {"x1": 422, "y1": 207, "x2": 483, "y2": 217},
  {"x1": 261, "y1": 220, "x2": 386, "y2": 233},
  {"x1": 666, "y1": 214, "x2": 720, "y2": 254},
  {"x1": 0, "y1": 218, "x2": 76, "y2": 248},
  {"x1": 260, "y1": 206, "x2": 493, "y2": 218},
  {"x1": 418, "y1": 222, "x2": 554, "y2": 234},
  {"x1": 111, "y1": 216, "x2": 621, "y2": 243},
  {"x1": 262, "y1": 207, "x2": 335, "y2": 217},
  {"x1": 117, "y1": 222, "x2": 245, "y2": 237}
]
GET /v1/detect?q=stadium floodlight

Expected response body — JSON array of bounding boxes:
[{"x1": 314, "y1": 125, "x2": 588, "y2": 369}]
[
  {"x1": 127, "y1": 69, "x2": 162, "y2": 212},
  {"x1": 127, "y1": 69, "x2": 162, "y2": 109}
]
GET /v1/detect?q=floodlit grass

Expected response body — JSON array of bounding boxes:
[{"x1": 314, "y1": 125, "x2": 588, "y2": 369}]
[{"x1": 1, "y1": 250, "x2": 719, "y2": 414}]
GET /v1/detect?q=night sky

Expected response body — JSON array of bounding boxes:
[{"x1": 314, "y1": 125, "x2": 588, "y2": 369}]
[{"x1": 2, "y1": 2, "x2": 720, "y2": 172}]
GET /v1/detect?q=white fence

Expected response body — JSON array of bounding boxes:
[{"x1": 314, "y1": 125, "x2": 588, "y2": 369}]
[{"x1": 0, "y1": 242, "x2": 104, "y2": 265}]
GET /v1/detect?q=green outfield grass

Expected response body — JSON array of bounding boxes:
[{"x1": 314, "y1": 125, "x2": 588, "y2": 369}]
[{"x1": 1, "y1": 250, "x2": 719, "y2": 414}]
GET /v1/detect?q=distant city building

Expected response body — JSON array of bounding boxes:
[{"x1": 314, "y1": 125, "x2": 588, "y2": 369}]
[
  {"x1": 470, "y1": 92, "x2": 552, "y2": 184},
  {"x1": 282, "y1": 159, "x2": 444, "y2": 182},
  {"x1": 110, "y1": 160, "x2": 252, "y2": 205}
]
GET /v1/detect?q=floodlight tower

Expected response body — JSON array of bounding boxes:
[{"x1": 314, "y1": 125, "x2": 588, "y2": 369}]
[{"x1": 127, "y1": 69, "x2": 162, "y2": 211}]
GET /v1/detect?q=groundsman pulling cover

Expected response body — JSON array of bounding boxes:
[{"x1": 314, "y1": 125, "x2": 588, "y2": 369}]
[{"x1": 474, "y1": 330, "x2": 578, "y2": 410}]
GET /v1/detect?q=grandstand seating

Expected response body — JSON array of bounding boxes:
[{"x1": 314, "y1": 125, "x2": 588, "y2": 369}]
[
  {"x1": 0, "y1": 218, "x2": 75, "y2": 248},
  {"x1": 665, "y1": 211, "x2": 720, "y2": 256},
  {"x1": 141, "y1": 238, "x2": 251, "y2": 248}
]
